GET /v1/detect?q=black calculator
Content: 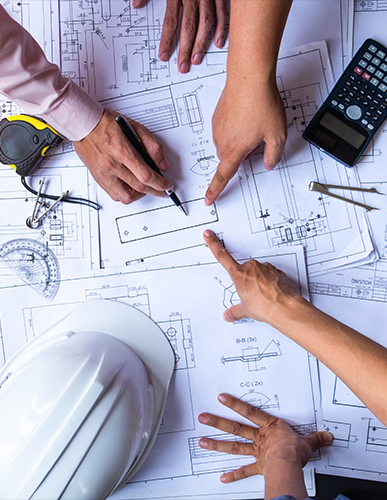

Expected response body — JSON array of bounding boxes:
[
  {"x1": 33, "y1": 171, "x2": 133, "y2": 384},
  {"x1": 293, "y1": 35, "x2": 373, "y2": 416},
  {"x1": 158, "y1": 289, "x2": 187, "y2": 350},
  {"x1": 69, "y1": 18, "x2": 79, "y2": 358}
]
[{"x1": 303, "y1": 38, "x2": 387, "y2": 167}]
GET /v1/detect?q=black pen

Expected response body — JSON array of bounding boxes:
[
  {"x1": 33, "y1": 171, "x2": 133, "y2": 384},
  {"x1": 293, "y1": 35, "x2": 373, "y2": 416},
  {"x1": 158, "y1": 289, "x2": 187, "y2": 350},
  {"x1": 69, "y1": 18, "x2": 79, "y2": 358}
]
[{"x1": 115, "y1": 115, "x2": 187, "y2": 215}]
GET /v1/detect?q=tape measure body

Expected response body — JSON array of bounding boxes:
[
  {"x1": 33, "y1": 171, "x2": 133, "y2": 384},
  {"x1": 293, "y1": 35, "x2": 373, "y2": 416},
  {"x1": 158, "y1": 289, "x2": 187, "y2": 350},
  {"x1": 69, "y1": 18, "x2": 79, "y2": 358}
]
[{"x1": 0, "y1": 115, "x2": 62, "y2": 175}]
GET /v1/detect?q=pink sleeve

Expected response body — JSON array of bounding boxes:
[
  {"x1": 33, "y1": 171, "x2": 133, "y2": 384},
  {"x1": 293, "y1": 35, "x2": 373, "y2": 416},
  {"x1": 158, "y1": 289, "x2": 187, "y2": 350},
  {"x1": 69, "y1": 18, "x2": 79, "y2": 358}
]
[{"x1": 0, "y1": 6, "x2": 103, "y2": 141}]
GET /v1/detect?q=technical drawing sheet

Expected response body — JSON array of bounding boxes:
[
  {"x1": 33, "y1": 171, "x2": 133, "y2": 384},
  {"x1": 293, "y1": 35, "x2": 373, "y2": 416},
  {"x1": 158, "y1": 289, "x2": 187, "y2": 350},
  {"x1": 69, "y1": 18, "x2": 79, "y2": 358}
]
[
  {"x1": 312, "y1": 288, "x2": 387, "y2": 483},
  {"x1": 0, "y1": 246, "x2": 320, "y2": 499},
  {"x1": 95, "y1": 42, "x2": 375, "y2": 276},
  {"x1": 306, "y1": 2, "x2": 387, "y2": 482}
]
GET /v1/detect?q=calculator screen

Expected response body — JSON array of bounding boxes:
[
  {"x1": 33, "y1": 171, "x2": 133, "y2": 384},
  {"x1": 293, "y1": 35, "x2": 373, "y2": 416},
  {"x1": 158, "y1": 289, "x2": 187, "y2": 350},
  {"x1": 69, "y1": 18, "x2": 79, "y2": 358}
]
[{"x1": 319, "y1": 110, "x2": 367, "y2": 149}]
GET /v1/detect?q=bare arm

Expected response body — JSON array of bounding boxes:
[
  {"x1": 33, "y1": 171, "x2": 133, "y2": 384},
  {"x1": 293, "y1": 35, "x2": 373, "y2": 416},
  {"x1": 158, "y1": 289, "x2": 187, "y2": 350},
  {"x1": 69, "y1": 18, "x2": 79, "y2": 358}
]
[
  {"x1": 206, "y1": 0, "x2": 293, "y2": 206},
  {"x1": 203, "y1": 229, "x2": 387, "y2": 426}
]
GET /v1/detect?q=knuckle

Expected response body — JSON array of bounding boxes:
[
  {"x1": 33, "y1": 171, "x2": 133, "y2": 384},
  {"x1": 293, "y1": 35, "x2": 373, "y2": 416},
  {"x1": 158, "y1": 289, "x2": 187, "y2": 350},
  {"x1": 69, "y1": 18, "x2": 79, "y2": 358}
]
[
  {"x1": 182, "y1": 19, "x2": 197, "y2": 37},
  {"x1": 200, "y1": 11, "x2": 214, "y2": 30},
  {"x1": 163, "y1": 13, "x2": 179, "y2": 33},
  {"x1": 136, "y1": 169, "x2": 153, "y2": 186}
]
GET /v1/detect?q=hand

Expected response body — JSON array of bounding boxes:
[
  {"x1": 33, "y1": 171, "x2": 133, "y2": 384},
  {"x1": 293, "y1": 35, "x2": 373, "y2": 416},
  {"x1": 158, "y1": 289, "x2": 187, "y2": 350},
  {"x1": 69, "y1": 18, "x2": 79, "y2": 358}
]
[
  {"x1": 203, "y1": 230, "x2": 302, "y2": 325},
  {"x1": 133, "y1": 0, "x2": 228, "y2": 74},
  {"x1": 73, "y1": 109, "x2": 173, "y2": 204},
  {"x1": 198, "y1": 393, "x2": 333, "y2": 485},
  {"x1": 205, "y1": 80, "x2": 287, "y2": 206}
]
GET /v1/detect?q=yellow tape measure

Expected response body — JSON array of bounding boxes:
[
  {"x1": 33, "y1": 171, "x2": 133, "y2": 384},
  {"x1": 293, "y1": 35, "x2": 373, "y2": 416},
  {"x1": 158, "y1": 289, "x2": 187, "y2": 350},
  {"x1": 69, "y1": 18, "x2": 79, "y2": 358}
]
[{"x1": 0, "y1": 114, "x2": 62, "y2": 175}]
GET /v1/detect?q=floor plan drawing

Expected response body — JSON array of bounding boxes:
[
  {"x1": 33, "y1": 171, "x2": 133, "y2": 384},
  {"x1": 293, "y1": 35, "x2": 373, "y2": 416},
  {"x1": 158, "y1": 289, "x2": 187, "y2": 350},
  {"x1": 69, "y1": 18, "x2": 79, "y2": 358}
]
[{"x1": 58, "y1": 0, "x2": 228, "y2": 100}]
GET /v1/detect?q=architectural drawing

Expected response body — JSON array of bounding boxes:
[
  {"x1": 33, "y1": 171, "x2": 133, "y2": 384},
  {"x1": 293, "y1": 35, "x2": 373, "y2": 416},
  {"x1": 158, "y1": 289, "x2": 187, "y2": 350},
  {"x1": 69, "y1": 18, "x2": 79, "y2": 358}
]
[
  {"x1": 323, "y1": 420, "x2": 357, "y2": 449},
  {"x1": 221, "y1": 340, "x2": 282, "y2": 372},
  {"x1": 58, "y1": 0, "x2": 228, "y2": 99}
]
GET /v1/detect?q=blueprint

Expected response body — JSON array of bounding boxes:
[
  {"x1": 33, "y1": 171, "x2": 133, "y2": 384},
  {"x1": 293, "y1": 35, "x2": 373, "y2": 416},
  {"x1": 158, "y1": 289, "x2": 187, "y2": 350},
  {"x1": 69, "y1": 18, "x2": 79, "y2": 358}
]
[
  {"x1": 96, "y1": 42, "x2": 375, "y2": 276},
  {"x1": 306, "y1": 3, "x2": 387, "y2": 482},
  {"x1": 0, "y1": 246, "x2": 319, "y2": 499},
  {"x1": 0, "y1": 0, "x2": 385, "y2": 492}
]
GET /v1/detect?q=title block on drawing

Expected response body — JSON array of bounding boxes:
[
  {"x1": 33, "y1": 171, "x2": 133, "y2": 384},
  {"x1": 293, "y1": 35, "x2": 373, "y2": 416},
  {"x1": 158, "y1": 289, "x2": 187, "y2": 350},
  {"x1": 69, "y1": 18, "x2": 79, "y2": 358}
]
[{"x1": 116, "y1": 198, "x2": 218, "y2": 244}]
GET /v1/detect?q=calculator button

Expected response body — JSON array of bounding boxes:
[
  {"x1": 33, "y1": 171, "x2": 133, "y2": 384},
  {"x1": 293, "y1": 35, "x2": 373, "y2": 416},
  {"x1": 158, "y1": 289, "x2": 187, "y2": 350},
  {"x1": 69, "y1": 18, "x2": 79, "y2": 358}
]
[
  {"x1": 377, "y1": 50, "x2": 386, "y2": 59},
  {"x1": 338, "y1": 103, "x2": 345, "y2": 110},
  {"x1": 364, "y1": 52, "x2": 372, "y2": 60},
  {"x1": 379, "y1": 83, "x2": 387, "y2": 92},
  {"x1": 362, "y1": 119, "x2": 368, "y2": 125},
  {"x1": 380, "y1": 104, "x2": 386, "y2": 110},
  {"x1": 354, "y1": 66, "x2": 363, "y2": 75},
  {"x1": 352, "y1": 85, "x2": 359, "y2": 92},
  {"x1": 370, "y1": 105, "x2": 376, "y2": 111},
  {"x1": 359, "y1": 59, "x2": 367, "y2": 68},
  {"x1": 368, "y1": 45, "x2": 377, "y2": 53},
  {"x1": 381, "y1": 63, "x2": 387, "y2": 71},
  {"x1": 331, "y1": 100, "x2": 338, "y2": 107},
  {"x1": 371, "y1": 77, "x2": 380, "y2": 86},
  {"x1": 346, "y1": 105, "x2": 362, "y2": 120},
  {"x1": 362, "y1": 101, "x2": 369, "y2": 106},
  {"x1": 377, "y1": 110, "x2": 383, "y2": 116},
  {"x1": 372, "y1": 116, "x2": 379, "y2": 121},
  {"x1": 372, "y1": 57, "x2": 381, "y2": 66},
  {"x1": 363, "y1": 73, "x2": 371, "y2": 81},
  {"x1": 349, "y1": 75, "x2": 356, "y2": 81},
  {"x1": 367, "y1": 65, "x2": 376, "y2": 73},
  {"x1": 365, "y1": 111, "x2": 372, "y2": 117},
  {"x1": 368, "y1": 124, "x2": 375, "y2": 130},
  {"x1": 376, "y1": 70, "x2": 384, "y2": 79},
  {"x1": 360, "y1": 89, "x2": 366, "y2": 96},
  {"x1": 344, "y1": 97, "x2": 351, "y2": 104},
  {"x1": 383, "y1": 76, "x2": 387, "y2": 83}
]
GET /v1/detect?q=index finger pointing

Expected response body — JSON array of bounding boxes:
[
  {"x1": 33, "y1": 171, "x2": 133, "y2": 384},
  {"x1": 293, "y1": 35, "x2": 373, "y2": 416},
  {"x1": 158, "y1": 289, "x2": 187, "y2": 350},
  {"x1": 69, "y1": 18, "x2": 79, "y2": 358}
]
[{"x1": 203, "y1": 230, "x2": 240, "y2": 275}]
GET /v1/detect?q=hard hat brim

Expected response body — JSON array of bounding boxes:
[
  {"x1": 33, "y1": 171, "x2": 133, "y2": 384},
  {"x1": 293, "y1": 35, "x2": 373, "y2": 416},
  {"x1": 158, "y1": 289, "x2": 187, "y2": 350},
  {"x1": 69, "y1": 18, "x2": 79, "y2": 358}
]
[{"x1": 1, "y1": 300, "x2": 175, "y2": 490}]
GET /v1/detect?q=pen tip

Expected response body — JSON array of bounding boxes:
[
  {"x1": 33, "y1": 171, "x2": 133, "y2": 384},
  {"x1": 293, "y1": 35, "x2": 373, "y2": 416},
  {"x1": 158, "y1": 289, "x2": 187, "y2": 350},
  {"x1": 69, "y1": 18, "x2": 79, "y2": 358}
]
[{"x1": 179, "y1": 205, "x2": 188, "y2": 216}]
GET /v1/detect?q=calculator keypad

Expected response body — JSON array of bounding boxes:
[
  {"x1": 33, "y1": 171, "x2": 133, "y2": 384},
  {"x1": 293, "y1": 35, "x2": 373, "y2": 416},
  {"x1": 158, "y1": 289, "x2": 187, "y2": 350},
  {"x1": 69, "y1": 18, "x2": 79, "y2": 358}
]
[{"x1": 330, "y1": 42, "x2": 387, "y2": 131}]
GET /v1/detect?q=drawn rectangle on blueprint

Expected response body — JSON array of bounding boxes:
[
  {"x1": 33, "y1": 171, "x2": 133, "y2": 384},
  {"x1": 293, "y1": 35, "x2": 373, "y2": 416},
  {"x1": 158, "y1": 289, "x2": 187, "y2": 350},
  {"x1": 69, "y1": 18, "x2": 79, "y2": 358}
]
[
  {"x1": 116, "y1": 198, "x2": 218, "y2": 243},
  {"x1": 108, "y1": 87, "x2": 178, "y2": 133}
]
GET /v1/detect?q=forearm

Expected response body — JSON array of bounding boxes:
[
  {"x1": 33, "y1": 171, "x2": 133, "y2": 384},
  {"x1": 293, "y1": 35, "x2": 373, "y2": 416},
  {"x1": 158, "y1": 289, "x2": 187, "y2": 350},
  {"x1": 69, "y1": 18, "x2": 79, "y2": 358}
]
[
  {"x1": 228, "y1": 0, "x2": 293, "y2": 84},
  {"x1": 264, "y1": 456, "x2": 307, "y2": 500},
  {"x1": 272, "y1": 296, "x2": 387, "y2": 425}
]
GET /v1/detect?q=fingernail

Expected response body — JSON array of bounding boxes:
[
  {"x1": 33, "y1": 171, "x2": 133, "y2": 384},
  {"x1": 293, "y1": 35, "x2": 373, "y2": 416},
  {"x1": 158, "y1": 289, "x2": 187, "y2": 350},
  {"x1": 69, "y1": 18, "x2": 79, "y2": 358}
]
[
  {"x1": 223, "y1": 312, "x2": 233, "y2": 323},
  {"x1": 220, "y1": 474, "x2": 228, "y2": 483},
  {"x1": 199, "y1": 438, "x2": 209, "y2": 448},
  {"x1": 198, "y1": 414, "x2": 209, "y2": 424},
  {"x1": 193, "y1": 53, "x2": 204, "y2": 65},
  {"x1": 166, "y1": 184, "x2": 174, "y2": 191},
  {"x1": 218, "y1": 393, "x2": 227, "y2": 404},
  {"x1": 264, "y1": 163, "x2": 277, "y2": 171},
  {"x1": 217, "y1": 38, "x2": 225, "y2": 48},
  {"x1": 203, "y1": 229, "x2": 213, "y2": 238},
  {"x1": 160, "y1": 159, "x2": 170, "y2": 170},
  {"x1": 204, "y1": 196, "x2": 211, "y2": 206},
  {"x1": 160, "y1": 52, "x2": 170, "y2": 61},
  {"x1": 180, "y1": 62, "x2": 190, "y2": 73},
  {"x1": 324, "y1": 431, "x2": 334, "y2": 444}
]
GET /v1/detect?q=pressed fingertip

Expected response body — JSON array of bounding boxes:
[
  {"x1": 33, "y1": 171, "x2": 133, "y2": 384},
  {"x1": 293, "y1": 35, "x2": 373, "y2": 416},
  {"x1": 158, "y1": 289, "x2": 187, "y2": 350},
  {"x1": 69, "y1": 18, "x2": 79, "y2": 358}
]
[
  {"x1": 323, "y1": 431, "x2": 334, "y2": 444},
  {"x1": 220, "y1": 474, "x2": 228, "y2": 483},
  {"x1": 199, "y1": 438, "x2": 209, "y2": 448},
  {"x1": 193, "y1": 53, "x2": 204, "y2": 65},
  {"x1": 203, "y1": 229, "x2": 214, "y2": 238},
  {"x1": 218, "y1": 393, "x2": 227, "y2": 404},
  {"x1": 198, "y1": 414, "x2": 209, "y2": 424},
  {"x1": 180, "y1": 62, "x2": 190, "y2": 73},
  {"x1": 160, "y1": 52, "x2": 170, "y2": 62},
  {"x1": 223, "y1": 312, "x2": 233, "y2": 322}
]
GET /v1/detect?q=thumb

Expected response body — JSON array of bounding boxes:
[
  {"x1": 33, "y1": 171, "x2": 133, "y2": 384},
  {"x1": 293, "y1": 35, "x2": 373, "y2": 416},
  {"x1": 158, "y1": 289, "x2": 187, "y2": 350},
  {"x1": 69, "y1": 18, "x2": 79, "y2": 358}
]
[
  {"x1": 307, "y1": 431, "x2": 334, "y2": 451},
  {"x1": 263, "y1": 135, "x2": 286, "y2": 171},
  {"x1": 223, "y1": 304, "x2": 248, "y2": 323}
]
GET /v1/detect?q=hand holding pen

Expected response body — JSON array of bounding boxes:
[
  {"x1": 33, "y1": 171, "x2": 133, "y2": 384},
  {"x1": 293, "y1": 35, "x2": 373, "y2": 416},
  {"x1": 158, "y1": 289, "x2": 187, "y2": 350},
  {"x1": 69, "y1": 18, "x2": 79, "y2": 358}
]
[{"x1": 116, "y1": 115, "x2": 187, "y2": 215}]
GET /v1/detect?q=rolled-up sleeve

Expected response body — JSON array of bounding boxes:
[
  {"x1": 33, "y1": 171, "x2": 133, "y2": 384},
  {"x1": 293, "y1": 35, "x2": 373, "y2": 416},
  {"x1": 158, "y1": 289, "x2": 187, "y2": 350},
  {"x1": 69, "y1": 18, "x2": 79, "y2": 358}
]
[{"x1": 0, "y1": 5, "x2": 103, "y2": 140}]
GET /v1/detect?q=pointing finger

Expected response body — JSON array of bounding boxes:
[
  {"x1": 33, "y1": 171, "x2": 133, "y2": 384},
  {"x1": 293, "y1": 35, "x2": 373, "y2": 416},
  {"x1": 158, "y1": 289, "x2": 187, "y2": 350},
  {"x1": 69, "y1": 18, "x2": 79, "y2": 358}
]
[{"x1": 203, "y1": 230, "x2": 240, "y2": 276}]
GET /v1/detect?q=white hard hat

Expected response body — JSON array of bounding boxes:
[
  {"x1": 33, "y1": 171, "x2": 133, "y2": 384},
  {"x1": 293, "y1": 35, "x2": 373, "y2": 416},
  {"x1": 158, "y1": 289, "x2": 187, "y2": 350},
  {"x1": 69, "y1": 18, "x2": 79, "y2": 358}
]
[{"x1": 0, "y1": 300, "x2": 175, "y2": 500}]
